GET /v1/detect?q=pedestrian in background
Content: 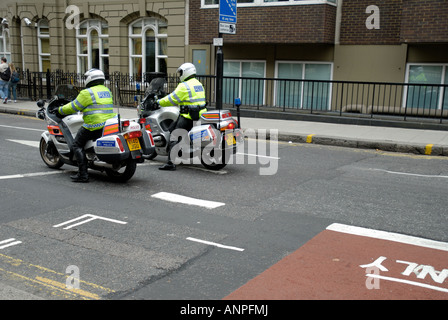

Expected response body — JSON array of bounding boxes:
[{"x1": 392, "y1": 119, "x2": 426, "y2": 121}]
[
  {"x1": 0, "y1": 57, "x2": 11, "y2": 103},
  {"x1": 8, "y1": 63, "x2": 19, "y2": 103}
]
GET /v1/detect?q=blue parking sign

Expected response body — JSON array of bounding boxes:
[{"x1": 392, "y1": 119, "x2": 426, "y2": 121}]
[{"x1": 219, "y1": 0, "x2": 237, "y2": 24}]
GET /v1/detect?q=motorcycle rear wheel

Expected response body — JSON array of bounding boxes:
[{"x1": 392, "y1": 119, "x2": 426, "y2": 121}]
[
  {"x1": 105, "y1": 160, "x2": 137, "y2": 182},
  {"x1": 200, "y1": 148, "x2": 229, "y2": 171},
  {"x1": 39, "y1": 138, "x2": 64, "y2": 169}
]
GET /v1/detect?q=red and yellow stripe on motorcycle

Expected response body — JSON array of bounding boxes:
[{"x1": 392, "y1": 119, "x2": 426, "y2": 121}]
[
  {"x1": 202, "y1": 113, "x2": 220, "y2": 120},
  {"x1": 202, "y1": 112, "x2": 232, "y2": 120},
  {"x1": 103, "y1": 123, "x2": 119, "y2": 136}
]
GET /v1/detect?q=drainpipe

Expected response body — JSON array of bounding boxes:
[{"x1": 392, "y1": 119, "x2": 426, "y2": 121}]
[
  {"x1": 335, "y1": 0, "x2": 343, "y2": 45},
  {"x1": 62, "y1": 0, "x2": 67, "y2": 70},
  {"x1": 20, "y1": 19, "x2": 25, "y2": 71}
]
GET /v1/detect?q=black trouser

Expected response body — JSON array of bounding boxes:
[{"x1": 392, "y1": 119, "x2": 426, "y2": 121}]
[
  {"x1": 166, "y1": 115, "x2": 193, "y2": 162},
  {"x1": 72, "y1": 126, "x2": 103, "y2": 176}
]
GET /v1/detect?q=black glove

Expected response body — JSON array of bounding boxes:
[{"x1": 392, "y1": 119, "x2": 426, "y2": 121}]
[{"x1": 55, "y1": 107, "x2": 64, "y2": 118}]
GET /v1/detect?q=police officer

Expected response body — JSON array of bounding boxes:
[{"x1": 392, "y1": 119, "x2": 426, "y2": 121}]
[
  {"x1": 58, "y1": 69, "x2": 116, "y2": 182},
  {"x1": 157, "y1": 63, "x2": 207, "y2": 171}
]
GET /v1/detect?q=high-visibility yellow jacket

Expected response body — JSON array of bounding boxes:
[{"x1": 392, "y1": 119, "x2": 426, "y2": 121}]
[
  {"x1": 158, "y1": 78, "x2": 207, "y2": 120},
  {"x1": 59, "y1": 85, "x2": 116, "y2": 131}
]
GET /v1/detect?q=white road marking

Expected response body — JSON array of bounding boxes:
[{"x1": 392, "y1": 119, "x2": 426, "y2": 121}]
[
  {"x1": 236, "y1": 152, "x2": 280, "y2": 160},
  {"x1": 372, "y1": 168, "x2": 448, "y2": 179},
  {"x1": 6, "y1": 139, "x2": 40, "y2": 148},
  {"x1": 151, "y1": 192, "x2": 225, "y2": 209},
  {"x1": 366, "y1": 274, "x2": 448, "y2": 293},
  {"x1": 53, "y1": 214, "x2": 127, "y2": 230},
  {"x1": 186, "y1": 237, "x2": 244, "y2": 252},
  {"x1": 0, "y1": 238, "x2": 22, "y2": 250},
  {"x1": 0, "y1": 124, "x2": 43, "y2": 132},
  {"x1": 0, "y1": 171, "x2": 64, "y2": 180},
  {"x1": 327, "y1": 223, "x2": 448, "y2": 252}
]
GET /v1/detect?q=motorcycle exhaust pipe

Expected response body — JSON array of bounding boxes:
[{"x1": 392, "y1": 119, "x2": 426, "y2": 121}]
[{"x1": 91, "y1": 161, "x2": 115, "y2": 170}]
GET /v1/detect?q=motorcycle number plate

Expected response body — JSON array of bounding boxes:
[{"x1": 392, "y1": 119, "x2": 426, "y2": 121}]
[
  {"x1": 225, "y1": 133, "x2": 236, "y2": 146},
  {"x1": 127, "y1": 138, "x2": 141, "y2": 151}
]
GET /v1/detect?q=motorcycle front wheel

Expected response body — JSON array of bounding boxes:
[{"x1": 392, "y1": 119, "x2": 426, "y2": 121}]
[
  {"x1": 105, "y1": 160, "x2": 137, "y2": 182},
  {"x1": 39, "y1": 138, "x2": 64, "y2": 169}
]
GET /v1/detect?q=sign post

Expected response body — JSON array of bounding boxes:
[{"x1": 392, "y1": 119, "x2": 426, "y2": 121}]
[{"x1": 216, "y1": 0, "x2": 237, "y2": 110}]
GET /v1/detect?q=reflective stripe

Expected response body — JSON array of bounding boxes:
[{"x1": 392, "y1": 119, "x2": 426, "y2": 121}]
[
  {"x1": 168, "y1": 94, "x2": 178, "y2": 105},
  {"x1": 183, "y1": 82, "x2": 193, "y2": 100},
  {"x1": 86, "y1": 103, "x2": 114, "y2": 110},
  {"x1": 190, "y1": 97, "x2": 206, "y2": 104},
  {"x1": 87, "y1": 88, "x2": 97, "y2": 104},
  {"x1": 83, "y1": 109, "x2": 115, "y2": 116}
]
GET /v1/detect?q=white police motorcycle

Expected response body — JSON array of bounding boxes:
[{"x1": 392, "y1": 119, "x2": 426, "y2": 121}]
[
  {"x1": 137, "y1": 77, "x2": 243, "y2": 170},
  {"x1": 36, "y1": 84, "x2": 155, "y2": 182}
]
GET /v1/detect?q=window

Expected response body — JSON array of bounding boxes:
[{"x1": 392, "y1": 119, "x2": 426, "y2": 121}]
[
  {"x1": 223, "y1": 60, "x2": 266, "y2": 105},
  {"x1": 405, "y1": 64, "x2": 448, "y2": 110},
  {"x1": 129, "y1": 18, "x2": 168, "y2": 81},
  {"x1": 275, "y1": 61, "x2": 332, "y2": 109},
  {"x1": 0, "y1": 24, "x2": 10, "y2": 63},
  {"x1": 77, "y1": 20, "x2": 109, "y2": 74},
  {"x1": 38, "y1": 19, "x2": 50, "y2": 72}
]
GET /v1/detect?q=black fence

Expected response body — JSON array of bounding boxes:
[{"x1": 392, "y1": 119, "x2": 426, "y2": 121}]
[
  {"x1": 13, "y1": 70, "x2": 448, "y2": 124},
  {"x1": 198, "y1": 75, "x2": 448, "y2": 124}
]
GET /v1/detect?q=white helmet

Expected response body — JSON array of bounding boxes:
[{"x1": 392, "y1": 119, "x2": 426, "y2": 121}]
[
  {"x1": 177, "y1": 63, "x2": 196, "y2": 82},
  {"x1": 84, "y1": 68, "x2": 105, "y2": 87}
]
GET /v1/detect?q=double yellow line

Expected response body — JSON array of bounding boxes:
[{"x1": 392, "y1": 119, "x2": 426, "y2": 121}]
[{"x1": 0, "y1": 253, "x2": 114, "y2": 300}]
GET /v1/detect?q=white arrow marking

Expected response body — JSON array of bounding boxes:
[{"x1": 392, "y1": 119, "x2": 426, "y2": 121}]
[{"x1": 53, "y1": 214, "x2": 127, "y2": 230}]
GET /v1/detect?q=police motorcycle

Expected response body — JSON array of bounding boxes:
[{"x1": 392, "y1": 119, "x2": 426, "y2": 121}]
[
  {"x1": 136, "y1": 77, "x2": 243, "y2": 170},
  {"x1": 36, "y1": 84, "x2": 155, "y2": 182}
]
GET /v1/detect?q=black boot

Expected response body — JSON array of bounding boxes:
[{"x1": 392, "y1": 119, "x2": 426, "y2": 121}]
[
  {"x1": 159, "y1": 161, "x2": 176, "y2": 171},
  {"x1": 72, "y1": 148, "x2": 89, "y2": 182},
  {"x1": 160, "y1": 141, "x2": 177, "y2": 171}
]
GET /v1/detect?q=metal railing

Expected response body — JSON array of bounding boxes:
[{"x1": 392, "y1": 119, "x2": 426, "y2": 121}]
[
  {"x1": 198, "y1": 75, "x2": 448, "y2": 124},
  {"x1": 13, "y1": 70, "x2": 448, "y2": 124}
]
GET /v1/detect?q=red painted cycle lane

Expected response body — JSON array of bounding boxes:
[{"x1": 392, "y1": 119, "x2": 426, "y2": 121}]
[{"x1": 225, "y1": 224, "x2": 448, "y2": 300}]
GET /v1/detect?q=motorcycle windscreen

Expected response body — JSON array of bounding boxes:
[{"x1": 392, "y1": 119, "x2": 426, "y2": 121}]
[{"x1": 144, "y1": 78, "x2": 166, "y2": 98}]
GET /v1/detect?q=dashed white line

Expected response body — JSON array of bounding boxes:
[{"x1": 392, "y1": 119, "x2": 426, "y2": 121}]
[
  {"x1": 236, "y1": 152, "x2": 280, "y2": 160},
  {"x1": 372, "y1": 168, "x2": 448, "y2": 179},
  {"x1": 0, "y1": 171, "x2": 64, "y2": 180},
  {"x1": 186, "y1": 237, "x2": 244, "y2": 251},
  {"x1": 0, "y1": 125, "x2": 43, "y2": 132},
  {"x1": 6, "y1": 139, "x2": 40, "y2": 148},
  {"x1": 151, "y1": 192, "x2": 225, "y2": 209}
]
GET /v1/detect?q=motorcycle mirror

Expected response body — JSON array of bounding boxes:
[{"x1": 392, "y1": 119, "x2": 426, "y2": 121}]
[
  {"x1": 36, "y1": 110, "x2": 45, "y2": 120},
  {"x1": 37, "y1": 100, "x2": 45, "y2": 108}
]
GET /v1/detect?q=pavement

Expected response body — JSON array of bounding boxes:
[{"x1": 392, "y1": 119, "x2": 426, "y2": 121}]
[{"x1": 2, "y1": 99, "x2": 448, "y2": 157}]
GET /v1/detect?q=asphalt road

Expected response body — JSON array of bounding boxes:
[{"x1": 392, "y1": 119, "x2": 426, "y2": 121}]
[{"x1": 0, "y1": 113, "x2": 447, "y2": 302}]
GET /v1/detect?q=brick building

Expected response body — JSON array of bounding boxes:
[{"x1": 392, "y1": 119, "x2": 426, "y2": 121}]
[{"x1": 0, "y1": 0, "x2": 447, "y2": 98}]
